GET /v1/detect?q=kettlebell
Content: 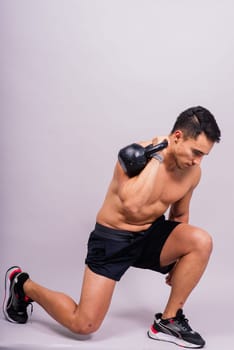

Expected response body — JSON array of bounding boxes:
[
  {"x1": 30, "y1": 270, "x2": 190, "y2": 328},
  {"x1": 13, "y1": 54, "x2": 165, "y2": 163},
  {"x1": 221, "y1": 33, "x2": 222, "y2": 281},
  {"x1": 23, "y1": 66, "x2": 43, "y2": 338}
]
[{"x1": 118, "y1": 139, "x2": 168, "y2": 177}]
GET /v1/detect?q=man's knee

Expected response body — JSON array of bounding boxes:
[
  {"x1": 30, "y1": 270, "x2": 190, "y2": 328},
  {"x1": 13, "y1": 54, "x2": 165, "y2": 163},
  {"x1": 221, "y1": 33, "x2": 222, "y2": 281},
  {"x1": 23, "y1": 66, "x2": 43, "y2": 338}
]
[
  {"x1": 70, "y1": 316, "x2": 102, "y2": 335},
  {"x1": 192, "y1": 228, "x2": 213, "y2": 257}
]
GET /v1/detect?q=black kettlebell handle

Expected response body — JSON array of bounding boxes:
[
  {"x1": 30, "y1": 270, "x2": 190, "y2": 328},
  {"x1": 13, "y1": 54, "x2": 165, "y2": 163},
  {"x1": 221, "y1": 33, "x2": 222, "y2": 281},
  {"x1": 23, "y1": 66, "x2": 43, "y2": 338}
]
[{"x1": 145, "y1": 139, "x2": 168, "y2": 158}]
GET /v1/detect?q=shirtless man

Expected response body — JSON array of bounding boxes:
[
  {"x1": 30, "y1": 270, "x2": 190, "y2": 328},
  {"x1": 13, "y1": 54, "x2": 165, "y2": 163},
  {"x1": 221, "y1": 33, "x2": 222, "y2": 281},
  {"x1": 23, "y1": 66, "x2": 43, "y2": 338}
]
[{"x1": 4, "y1": 106, "x2": 221, "y2": 348}]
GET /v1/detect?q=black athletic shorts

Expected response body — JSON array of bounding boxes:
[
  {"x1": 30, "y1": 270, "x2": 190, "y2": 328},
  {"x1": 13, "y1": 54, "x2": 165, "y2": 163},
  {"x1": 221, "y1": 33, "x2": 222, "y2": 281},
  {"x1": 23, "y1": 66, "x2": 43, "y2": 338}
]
[{"x1": 85, "y1": 215, "x2": 181, "y2": 281}]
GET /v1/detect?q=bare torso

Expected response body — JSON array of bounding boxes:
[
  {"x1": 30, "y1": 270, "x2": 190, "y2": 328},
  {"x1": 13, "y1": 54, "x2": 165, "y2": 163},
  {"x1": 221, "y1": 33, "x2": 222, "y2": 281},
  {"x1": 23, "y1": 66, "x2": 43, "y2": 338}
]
[{"x1": 96, "y1": 137, "x2": 201, "y2": 232}]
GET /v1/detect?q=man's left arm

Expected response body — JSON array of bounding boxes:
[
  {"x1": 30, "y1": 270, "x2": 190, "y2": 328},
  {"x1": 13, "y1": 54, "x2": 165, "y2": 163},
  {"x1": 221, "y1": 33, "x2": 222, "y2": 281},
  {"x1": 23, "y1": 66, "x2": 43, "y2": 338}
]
[
  {"x1": 168, "y1": 189, "x2": 193, "y2": 224},
  {"x1": 168, "y1": 168, "x2": 201, "y2": 224}
]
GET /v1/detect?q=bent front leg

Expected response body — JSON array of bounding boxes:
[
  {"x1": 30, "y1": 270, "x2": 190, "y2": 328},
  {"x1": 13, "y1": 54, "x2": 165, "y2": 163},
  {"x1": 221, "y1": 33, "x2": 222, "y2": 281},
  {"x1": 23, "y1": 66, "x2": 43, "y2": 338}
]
[{"x1": 159, "y1": 223, "x2": 213, "y2": 319}]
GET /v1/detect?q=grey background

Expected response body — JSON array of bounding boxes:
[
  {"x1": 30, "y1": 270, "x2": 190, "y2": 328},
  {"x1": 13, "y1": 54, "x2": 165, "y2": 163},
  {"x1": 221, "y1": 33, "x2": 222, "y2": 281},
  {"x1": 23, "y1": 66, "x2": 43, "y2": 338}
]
[{"x1": 1, "y1": 0, "x2": 234, "y2": 349}]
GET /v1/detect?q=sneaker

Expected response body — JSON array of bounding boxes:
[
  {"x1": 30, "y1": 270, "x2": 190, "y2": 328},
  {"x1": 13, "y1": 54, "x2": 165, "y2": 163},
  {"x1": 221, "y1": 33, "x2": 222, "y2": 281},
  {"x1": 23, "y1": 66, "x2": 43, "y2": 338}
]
[
  {"x1": 148, "y1": 309, "x2": 205, "y2": 348},
  {"x1": 3, "y1": 266, "x2": 33, "y2": 324}
]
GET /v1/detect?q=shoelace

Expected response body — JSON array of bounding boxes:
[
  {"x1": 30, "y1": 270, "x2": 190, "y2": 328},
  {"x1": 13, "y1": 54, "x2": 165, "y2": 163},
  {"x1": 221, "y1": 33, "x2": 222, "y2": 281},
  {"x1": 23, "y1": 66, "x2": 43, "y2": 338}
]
[{"x1": 176, "y1": 312, "x2": 192, "y2": 331}]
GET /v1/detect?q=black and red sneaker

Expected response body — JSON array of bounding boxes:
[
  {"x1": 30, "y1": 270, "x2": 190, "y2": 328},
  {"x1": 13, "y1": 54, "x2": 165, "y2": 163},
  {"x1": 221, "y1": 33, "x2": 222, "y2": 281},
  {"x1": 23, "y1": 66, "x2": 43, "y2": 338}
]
[
  {"x1": 148, "y1": 309, "x2": 205, "y2": 348},
  {"x1": 3, "y1": 266, "x2": 33, "y2": 324}
]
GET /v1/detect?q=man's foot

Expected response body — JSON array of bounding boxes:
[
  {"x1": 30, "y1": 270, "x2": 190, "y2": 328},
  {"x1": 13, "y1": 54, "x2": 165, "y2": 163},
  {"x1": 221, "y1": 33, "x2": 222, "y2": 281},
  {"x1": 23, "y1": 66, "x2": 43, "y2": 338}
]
[
  {"x1": 148, "y1": 309, "x2": 205, "y2": 348},
  {"x1": 3, "y1": 266, "x2": 33, "y2": 324}
]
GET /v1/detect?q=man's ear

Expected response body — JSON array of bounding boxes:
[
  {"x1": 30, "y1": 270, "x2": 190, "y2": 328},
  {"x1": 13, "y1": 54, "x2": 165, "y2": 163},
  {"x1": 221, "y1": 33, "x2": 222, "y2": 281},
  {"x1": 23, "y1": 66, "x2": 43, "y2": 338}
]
[{"x1": 174, "y1": 130, "x2": 183, "y2": 142}]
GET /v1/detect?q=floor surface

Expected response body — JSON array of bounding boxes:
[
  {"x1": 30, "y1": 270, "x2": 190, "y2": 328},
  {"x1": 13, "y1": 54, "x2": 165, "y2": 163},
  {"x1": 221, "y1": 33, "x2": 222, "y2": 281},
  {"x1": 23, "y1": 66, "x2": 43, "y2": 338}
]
[
  {"x1": 1, "y1": 262, "x2": 234, "y2": 350},
  {"x1": 1, "y1": 303, "x2": 234, "y2": 350}
]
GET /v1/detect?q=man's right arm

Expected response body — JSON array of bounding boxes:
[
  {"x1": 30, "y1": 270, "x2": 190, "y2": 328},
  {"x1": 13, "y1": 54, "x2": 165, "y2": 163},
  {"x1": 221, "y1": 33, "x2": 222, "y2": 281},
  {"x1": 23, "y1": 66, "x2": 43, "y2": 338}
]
[{"x1": 115, "y1": 156, "x2": 161, "y2": 215}]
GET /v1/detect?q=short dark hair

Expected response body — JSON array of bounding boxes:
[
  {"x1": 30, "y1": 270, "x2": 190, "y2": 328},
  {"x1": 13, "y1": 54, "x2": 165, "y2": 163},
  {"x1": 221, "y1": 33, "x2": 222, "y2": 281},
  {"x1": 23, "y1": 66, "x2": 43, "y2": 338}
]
[{"x1": 171, "y1": 106, "x2": 221, "y2": 143}]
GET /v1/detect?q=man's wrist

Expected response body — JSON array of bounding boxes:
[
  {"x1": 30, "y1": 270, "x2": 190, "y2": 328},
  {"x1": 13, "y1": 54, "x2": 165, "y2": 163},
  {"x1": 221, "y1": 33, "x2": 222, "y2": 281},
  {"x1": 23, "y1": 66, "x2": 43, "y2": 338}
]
[{"x1": 151, "y1": 153, "x2": 164, "y2": 163}]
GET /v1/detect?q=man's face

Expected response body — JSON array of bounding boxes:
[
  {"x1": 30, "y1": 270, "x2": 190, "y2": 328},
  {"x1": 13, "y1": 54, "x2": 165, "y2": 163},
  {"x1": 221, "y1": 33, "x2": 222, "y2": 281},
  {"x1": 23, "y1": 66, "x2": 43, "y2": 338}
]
[{"x1": 173, "y1": 131, "x2": 214, "y2": 170}]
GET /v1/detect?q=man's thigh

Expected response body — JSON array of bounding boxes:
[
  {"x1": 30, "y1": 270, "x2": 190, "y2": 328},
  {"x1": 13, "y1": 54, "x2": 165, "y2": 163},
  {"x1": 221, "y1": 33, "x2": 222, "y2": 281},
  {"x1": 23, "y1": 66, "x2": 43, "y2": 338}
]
[
  {"x1": 159, "y1": 223, "x2": 207, "y2": 267},
  {"x1": 77, "y1": 266, "x2": 116, "y2": 328}
]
